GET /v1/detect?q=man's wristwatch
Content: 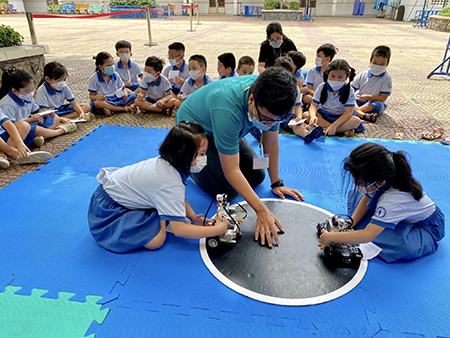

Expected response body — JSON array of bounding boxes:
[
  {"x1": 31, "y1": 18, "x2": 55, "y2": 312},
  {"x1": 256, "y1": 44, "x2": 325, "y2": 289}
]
[{"x1": 270, "y1": 179, "x2": 284, "y2": 189}]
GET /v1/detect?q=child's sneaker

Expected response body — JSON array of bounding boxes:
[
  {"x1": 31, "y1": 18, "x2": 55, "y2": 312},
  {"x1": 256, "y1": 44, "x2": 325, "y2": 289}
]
[
  {"x1": 15, "y1": 151, "x2": 52, "y2": 164},
  {"x1": 0, "y1": 154, "x2": 10, "y2": 169},
  {"x1": 32, "y1": 136, "x2": 45, "y2": 147},
  {"x1": 81, "y1": 112, "x2": 95, "y2": 121},
  {"x1": 58, "y1": 122, "x2": 77, "y2": 134},
  {"x1": 303, "y1": 126, "x2": 323, "y2": 144}
]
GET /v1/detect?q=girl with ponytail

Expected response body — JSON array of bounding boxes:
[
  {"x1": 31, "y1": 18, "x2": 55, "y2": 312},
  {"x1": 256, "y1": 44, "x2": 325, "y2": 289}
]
[
  {"x1": 318, "y1": 142, "x2": 445, "y2": 263},
  {"x1": 292, "y1": 59, "x2": 364, "y2": 143}
]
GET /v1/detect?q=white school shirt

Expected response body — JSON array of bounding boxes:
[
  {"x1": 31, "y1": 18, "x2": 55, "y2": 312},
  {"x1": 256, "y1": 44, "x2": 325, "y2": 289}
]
[
  {"x1": 0, "y1": 109, "x2": 11, "y2": 133},
  {"x1": 352, "y1": 70, "x2": 392, "y2": 97},
  {"x1": 180, "y1": 75, "x2": 213, "y2": 97},
  {"x1": 88, "y1": 71, "x2": 125, "y2": 96},
  {"x1": 294, "y1": 69, "x2": 306, "y2": 84},
  {"x1": 139, "y1": 75, "x2": 171, "y2": 102},
  {"x1": 115, "y1": 59, "x2": 143, "y2": 86},
  {"x1": 97, "y1": 157, "x2": 187, "y2": 222},
  {"x1": 312, "y1": 83, "x2": 356, "y2": 116},
  {"x1": 371, "y1": 188, "x2": 436, "y2": 229},
  {"x1": 35, "y1": 82, "x2": 75, "y2": 109},
  {"x1": 305, "y1": 66, "x2": 324, "y2": 91},
  {"x1": 0, "y1": 91, "x2": 40, "y2": 122},
  {"x1": 162, "y1": 60, "x2": 190, "y2": 91}
]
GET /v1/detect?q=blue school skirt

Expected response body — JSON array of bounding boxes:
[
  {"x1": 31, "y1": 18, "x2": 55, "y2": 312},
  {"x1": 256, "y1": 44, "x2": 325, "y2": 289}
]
[
  {"x1": 318, "y1": 109, "x2": 365, "y2": 133},
  {"x1": 90, "y1": 93, "x2": 137, "y2": 114},
  {"x1": 88, "y1": 185, "x2": 161, "y2": 253},
  {"x1": 348, "y1": 191, "x2": 445, "y2": 263},
  {"x1": 1, "y1": 123, "x2": 37, "y2": 147}
]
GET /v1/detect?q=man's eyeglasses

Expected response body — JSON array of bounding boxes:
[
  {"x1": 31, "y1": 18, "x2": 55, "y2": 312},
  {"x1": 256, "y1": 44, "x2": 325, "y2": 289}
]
[{"x1": 255, "y1": 104, "x2": 288, "y2": 123}]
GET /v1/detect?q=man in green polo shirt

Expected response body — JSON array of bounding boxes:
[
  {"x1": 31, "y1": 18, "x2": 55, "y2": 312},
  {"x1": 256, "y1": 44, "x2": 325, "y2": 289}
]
[{"x1": 176, "y1": 68, "x2": 303, "y2": 248}]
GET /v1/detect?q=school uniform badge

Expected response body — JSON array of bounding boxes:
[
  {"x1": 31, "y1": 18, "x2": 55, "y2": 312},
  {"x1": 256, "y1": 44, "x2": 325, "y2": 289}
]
[{"x1": 375, "y1": 206, "x2": 386, "y2": 218}]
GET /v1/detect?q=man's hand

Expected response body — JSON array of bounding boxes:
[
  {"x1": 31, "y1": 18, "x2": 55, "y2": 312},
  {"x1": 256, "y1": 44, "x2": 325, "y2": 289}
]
[
  {"x1": 255, "y1": 206, "x2": 284, "y2": 248},
  {"x1": 272, "y1": 186, "x2": 304, "y2": 201}
]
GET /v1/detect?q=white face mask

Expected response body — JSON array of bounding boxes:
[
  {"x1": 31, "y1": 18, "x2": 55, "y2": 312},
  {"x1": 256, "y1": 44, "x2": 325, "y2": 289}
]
[
  {"x1": 144, "y1": 72, "x2": 157, "y2": 83},
  {"x1": 328, "y1": 80, "x2": 346, "y2": 91},
  {"x1": 370, "y1": 64, "x2": 386, "y2": 76},
  {"x1": 189, "y1": 70, "x2": 201, "y2": 80},
  {"x1": 269, "y1": 39, "x2": 283, "y2": 49},
  {"x1": 17, "y1": 91, "x2": 34, "y2": 101},
  {"x1": 315, "y1": 57, "x2": 323, "y2": 67},
  {"x1": 52, "y1": 81, "x2": 66, "y2": 91},
  {"x1": 119, "y1": 53, "x2": 130, "y2": 63},
  {"x1": 169, "y1": 58, "x2": 178, "y2": 66},
  {"x1": 190, "y1": 155, "x2": 207, "y2": 174}
]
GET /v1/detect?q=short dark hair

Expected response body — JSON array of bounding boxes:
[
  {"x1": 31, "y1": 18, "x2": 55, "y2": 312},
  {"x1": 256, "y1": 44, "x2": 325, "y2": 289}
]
[
  {"x1": 189, "y1": 54, "x2": 207, "y2": 69},
  {"x1": 0, "y1": 68, "x2": 33, "y2": 99},
  {"x1": 115, "y1": 40, "x2": 132, "y2": 51},
  {"x1": 317, "y1": 43, "x2": 338, "y2": 61},
  {"x1": 321, "y1": 59, "x2": 356, "y2": 105},
  {"x1": 266, "y1": 21, "x2": 283, "y2": 39},
  {"x1": 250, "y1": 67, "x2": 297, "y2": 116},
  {"x1": 218, "y1": 52, "x2": 236, "y2": 70},
  {"x1": 371, "y1": 45, "x2": 391, "y2": 65},
  {"x1": 94, "y1": 51, "x2": 113, "y2": 71},
  {"x1": 159, "y1": 121, "x2": 206, "y2": 177},
  {"x1": 274, "y1": 56, "x2": 294, "y2": 73},
  {"x1": 43, "y1": 62, "x2": 67, "y2": 81},
  {"x1": 238, "y1": 56, "x2": 255, "y2": 68},
  {"x1": 145, "y1": 56, "x2": 165, "y2": 72},
  {"x1": 287, "y1": 51, "x2": 306, "y2": 70},
  {"x1": 168, "y1": 42, "x2": 185, "y2": 53}
]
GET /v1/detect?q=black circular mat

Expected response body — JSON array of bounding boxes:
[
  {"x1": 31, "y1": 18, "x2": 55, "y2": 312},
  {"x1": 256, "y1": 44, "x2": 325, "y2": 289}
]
[{"x1": 200, "y1": 199, "x2": 367, "y2": 306}]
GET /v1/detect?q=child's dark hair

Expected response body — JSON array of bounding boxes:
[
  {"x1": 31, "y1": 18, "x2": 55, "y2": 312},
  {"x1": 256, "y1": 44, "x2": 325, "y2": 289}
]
[
  {"x1": 371, "y1": 45, "x2": 391, "y2": 65},
  {"x1": 218, "y1": 52, "x2": 236, "y2": 71},
  {"x1": 238, "y1": 56, "x2": 255, "y2": 68},
  {"x1": 250, "y1": 67, "x2": 297, "y2": 117},
  {"x1": 115, "y1": 40, "x2": 132, "y2": 51},
  {"x1": 317, "y1": 43, "x2": 338, "y2": 61},
  {"x1": 0, "y1": 68, "x2": 33, "y2": 99},
  {"x1": 189, "y1": 54, "x2": 207, "y2": 69},
  {"x1": 344, "y1": 143, "x2": 423, "y2": 201},
  {"x1": 274, "y1": 56, "x2": 294, "y2": 73},
  {"x1": 266, "y1": 21, "x2": 283, "y2": 39},
  {"x1": 320, "y1": 59, "x2": 356, "y2": 105},
  {"x1": 287, "y1": 51, "x2": 306, "y2": 70},
  {"x1": 159, "y1": 121, "x2": 206, "y2": 176},
  {"x1": 145, "y1": 56, "x2": 165, "y2": 72},
  {"x1": 41, "y1": 62, "x2": 67, "y2": 86},
  {"x1": 94, "y1": 52, "x2": 113, "y2": 71},
  {"x1": 168, "y1": 42, "x2": 185, "y2": 53}
]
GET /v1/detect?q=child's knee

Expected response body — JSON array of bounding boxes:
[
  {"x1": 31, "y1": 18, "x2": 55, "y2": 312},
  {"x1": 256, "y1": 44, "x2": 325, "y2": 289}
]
[
  {"x1": 350, "y1": 116, "x2": 362, "y2": 128},
  {"x1": 14, "y1": 121, "x2": 31, "y2": 134}
]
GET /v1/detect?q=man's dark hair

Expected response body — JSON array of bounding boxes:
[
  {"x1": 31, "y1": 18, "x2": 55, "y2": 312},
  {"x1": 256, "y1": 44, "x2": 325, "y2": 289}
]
[
  {"x1": 250, "y1": 67, "x2": 297, "y2": 116},
  {"x1": 287, "y1": 51, "x2": 306, "y2": 70},
  {"x1": 218, "y1": 52, "x2": 236, "y2": 70},
  {"x1": 371, "y1": 45, "x2": 391, "y2": 65},
  {"x1": 159, "y1": 121, "x2": 205, "y2": 176},
  {"x1": 168, "y1": 42, "x2": 185, "y2": 53},
  {"x1": 115, "y1": 40, "x2": 132, "y2": 51},
  {"x1": 145, "y1": 56, "x2": 165, "y2": 72},
  {"x1": 189, "y1": 54, "x2": 207, "y2": 68}
]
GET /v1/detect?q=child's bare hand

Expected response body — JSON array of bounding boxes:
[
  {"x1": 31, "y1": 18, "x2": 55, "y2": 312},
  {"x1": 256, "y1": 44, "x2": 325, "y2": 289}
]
[
  {"x1": 174, "y1": 76, "x2": 185, "y2": 86},
  {"x1": 318, "y1": 230, "x2": 331, "y2": 249},
  {"x1": 16, "y1": 142, "x2": 30, "y2": 159},
  {"x1": 137, "y1": 93, "x2": 145, "y2": 101},
  {"x1": 215, "y1": 218, "x2": 228, "y2": 236},
  {"x1": 325, "y1": 124, "x2": 337, "y2": 136},
  {"x1": 309, "y1": 115, "x2": 318, "y2": 126}
]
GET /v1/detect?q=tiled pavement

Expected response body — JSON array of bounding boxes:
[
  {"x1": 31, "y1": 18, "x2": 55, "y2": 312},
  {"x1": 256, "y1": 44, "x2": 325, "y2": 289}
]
[{"x1": 0, "y1": 14, "x2": 449, "y2": 187}]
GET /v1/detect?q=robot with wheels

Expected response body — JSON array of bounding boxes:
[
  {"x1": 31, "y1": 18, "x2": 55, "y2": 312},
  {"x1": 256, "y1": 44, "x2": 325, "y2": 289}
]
[
  {"x1": 316, "y1": 214, "x2": 363, "y2": 268},
  {"x1": 205, "y1": 194, "x2": 245, "y2": 250}
]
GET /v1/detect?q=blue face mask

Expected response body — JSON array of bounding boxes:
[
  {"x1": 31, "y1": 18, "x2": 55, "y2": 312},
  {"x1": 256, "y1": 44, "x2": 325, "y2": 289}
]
[
  {"x1": 104, "y1": 65, "x2": 115, "y2": 76},
  {"x1": 248, "y1": 112, "x2": 273, "y2": 131}
]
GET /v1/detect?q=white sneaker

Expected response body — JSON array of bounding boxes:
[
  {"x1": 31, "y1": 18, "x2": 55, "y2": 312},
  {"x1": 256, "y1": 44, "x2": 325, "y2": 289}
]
[
  {"x1": 0, "y1": 155, "x2": 10, "y2": 169},
  {"x1": 32, "y1": 136, "x2": 45, "y2": 147},
  {"x1": 58, "y1": 122, "x2": 77, "y2": 134},
  {"x1": 80, "y1": 112, "x2": 95, "y2": 121},
  {"x1": 15, "y1": 151, "x2": 52, "y2": 164}
]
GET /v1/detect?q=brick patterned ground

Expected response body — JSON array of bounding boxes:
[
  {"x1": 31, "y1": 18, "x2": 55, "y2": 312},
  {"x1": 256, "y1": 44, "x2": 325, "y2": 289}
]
[{"x1": 0, "y1": 15, "x2": 449, "y2": 188}]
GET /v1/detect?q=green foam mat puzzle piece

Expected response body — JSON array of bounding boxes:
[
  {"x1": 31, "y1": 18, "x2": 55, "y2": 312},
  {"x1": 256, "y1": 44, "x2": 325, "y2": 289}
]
[{"x1": 0, "y1": 285, "x2": 109, "y2": 338}]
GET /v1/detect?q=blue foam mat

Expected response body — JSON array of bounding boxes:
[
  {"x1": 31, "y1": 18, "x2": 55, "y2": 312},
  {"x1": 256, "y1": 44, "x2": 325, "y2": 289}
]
[{"x1": 1, "y1": 125, "x2": 449, "y2": 337}]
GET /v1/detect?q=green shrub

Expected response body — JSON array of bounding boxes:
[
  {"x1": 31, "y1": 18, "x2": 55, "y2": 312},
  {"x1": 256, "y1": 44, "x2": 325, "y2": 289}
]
[
  {"x1": 289, "y1": 1, "x2": 300, "y2": 10},
  {"x1": 110, "y1": 0, "x2": 157, "y2": 7},
  {"x1": 264, "y1": 0, "x2": 279, "y2": 10},
  {"x1": 0, "y1": 25, "x2": 24, "y2": 48},
  {"x1": 441, "y1": 6, "x2": 450, "y2": 17}
]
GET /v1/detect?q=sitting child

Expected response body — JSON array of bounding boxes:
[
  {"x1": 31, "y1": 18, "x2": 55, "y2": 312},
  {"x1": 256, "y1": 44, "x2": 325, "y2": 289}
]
[
  {"x1": 287, "y1": 50, "x2": 307, "y2": 92},
  {"x1": 114, "y1": 40, "x2": 143, "y2": 92},
  {"x1": 353, "y1": 45, "x2": 392, "y2": 123},
  {"x1": 135, "y1": 56, "x2": 177, "y2": 115},
  {"x1": 35, "y1": 61, "x2": 93, "y2": 122},
  {"x1": 237, "y1": 56, "x2": 255, "y2": 76},
  {"x1": 88, "y1": 52, "x2": 137, "y2": 116},
  {"x1": 88, "y1": 121, "x2": 227, "y2": 253},
  {"x1": 217, "y1": 52, "x2": 237, "y2": 79},
  {"x1": 161, "y1": 42, "x2": 190, "y2": 95},
  {"x1": 180, "y1": 54, "x2": 213, "y2": 98},
  {"x1": 319, "y1": 142, "x2": 445, "y2": 263}
]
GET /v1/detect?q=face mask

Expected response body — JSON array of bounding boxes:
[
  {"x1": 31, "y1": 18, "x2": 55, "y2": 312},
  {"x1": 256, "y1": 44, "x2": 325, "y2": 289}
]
[
  {"x1": 52, "y1": 81, "x2": 66, "y2": 91},
  {"x1": 190, "y1": 155, "x2": 207, "y2": 174},
  {"x1": 103, "y1": 65, "x2": 115, "y2": 76},
  {"x1": 144, "y1": 72, "x2": 157, "y2": 83},
  {"x1": 370, "y1": 64, "x2": 386, "y2": 76},
  {"x1": 189, "y1": 70, "x2": 201, "y2": 80},
  {"x1": 269, "y1": 39, "x2": 283, "y2": 49},
  {"x1": 248, "y1": 112, "x2": 272, "y2": 131},
  {"x1": 17, "y1": 91, "x2": 34, "y2": 101},
  {"x1": 119, "y1": 53, "x2": 130, "y2": 63},
  {"x1": 315, "y1": 57, "x2": 323, "y2": 67},
  {"x1": 169, "y1": 58, "x2": 178, "y2": 66},
  {"x1": 328, "y1": 80, "x2": 346, "y2": 91}
]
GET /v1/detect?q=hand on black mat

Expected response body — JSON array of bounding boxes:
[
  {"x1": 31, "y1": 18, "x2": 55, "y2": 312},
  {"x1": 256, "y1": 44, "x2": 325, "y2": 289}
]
[
  {"x1": 254, "y1": 207, "x2": 284, "y2": 249},
  {"x1": 272, "y1": 186, "x2": 304, "y2": 201}
]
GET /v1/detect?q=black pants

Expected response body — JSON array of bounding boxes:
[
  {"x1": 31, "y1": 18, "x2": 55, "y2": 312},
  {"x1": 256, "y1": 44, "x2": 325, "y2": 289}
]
[{"x1": 192, "y1": 135, "x2": 265, "y2": 199}]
